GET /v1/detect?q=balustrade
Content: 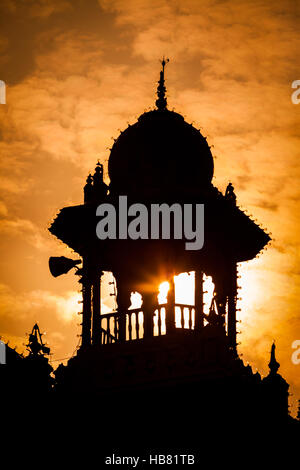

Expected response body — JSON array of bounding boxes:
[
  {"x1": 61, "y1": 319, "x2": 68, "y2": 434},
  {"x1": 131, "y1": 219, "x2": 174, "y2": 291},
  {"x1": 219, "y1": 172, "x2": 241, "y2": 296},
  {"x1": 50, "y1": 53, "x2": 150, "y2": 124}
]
[{"x1": 98, "y1": 303, "x2": 196, "y2": 345}]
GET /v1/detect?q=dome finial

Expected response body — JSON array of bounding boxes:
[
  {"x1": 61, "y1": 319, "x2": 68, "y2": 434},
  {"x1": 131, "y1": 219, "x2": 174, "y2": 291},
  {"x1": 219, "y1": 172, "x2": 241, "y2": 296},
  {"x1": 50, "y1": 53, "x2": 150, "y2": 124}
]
[{"x1": 156, "y1": 57, "x2": 169, "y2": 111}]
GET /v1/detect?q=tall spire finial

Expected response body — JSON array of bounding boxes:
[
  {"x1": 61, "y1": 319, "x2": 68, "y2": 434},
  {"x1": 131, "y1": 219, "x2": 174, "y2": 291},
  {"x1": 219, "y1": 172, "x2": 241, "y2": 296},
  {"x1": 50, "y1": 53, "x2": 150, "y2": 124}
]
[
  {"x1": 156, "y1": 57, "x2": 169, "y2": 111},
  {"x1": 268, "y1": 342, "x2": 280, "y2": 374}
]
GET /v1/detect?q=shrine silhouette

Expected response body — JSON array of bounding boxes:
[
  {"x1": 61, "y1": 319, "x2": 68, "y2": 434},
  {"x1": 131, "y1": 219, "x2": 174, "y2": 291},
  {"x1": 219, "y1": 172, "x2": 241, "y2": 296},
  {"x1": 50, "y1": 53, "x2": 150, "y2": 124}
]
[
  {"x1": 46, "y1": 61, "x2": 298, "y2": 444},
  {"x1": 2, "y1": 61, "x2": 297, "y2": 450},
  {"x1": 50, "y1": 59, "x2": 270, "y2": 353}
]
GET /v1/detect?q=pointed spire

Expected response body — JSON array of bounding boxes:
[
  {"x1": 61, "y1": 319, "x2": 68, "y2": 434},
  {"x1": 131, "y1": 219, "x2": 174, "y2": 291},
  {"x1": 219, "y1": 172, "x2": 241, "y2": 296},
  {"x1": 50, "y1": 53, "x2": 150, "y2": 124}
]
[
  {"x1": 268, "y1": 342, "x2": 280, "y2": 374},
  {"x1": 156, "y1": 57, "x2": 169, "y2": 111}
]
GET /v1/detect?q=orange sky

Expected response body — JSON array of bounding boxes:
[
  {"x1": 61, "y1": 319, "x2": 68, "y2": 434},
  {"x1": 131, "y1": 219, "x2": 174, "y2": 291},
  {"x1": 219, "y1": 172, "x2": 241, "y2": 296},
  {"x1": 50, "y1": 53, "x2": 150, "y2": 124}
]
[{"x1": 0, "y1": 0, "x2": 299, "y2": 414}]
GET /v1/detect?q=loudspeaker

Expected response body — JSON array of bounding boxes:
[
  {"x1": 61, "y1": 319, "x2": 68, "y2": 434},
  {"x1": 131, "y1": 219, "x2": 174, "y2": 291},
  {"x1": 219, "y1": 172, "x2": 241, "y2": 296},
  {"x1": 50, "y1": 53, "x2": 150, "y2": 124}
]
[{"x1": 49, "y1": 256, "x2": 81, "y2": 277}]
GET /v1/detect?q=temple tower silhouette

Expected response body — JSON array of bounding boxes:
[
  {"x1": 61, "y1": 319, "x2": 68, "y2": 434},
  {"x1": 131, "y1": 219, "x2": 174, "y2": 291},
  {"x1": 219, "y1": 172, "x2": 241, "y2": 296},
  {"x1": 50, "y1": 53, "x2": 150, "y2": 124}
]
[{"x1": 49, "y1": 62, "x2": 294, "y2": 437}]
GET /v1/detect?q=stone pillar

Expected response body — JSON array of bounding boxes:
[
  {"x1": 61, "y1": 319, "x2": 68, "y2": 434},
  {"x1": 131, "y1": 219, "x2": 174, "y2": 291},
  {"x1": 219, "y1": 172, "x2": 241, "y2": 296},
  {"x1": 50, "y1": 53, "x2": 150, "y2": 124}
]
[
  {"x1": 92, "y1": 272, "x2": 102, "y2": 345},
  {"x1": 142, "y1": 292, "x2": 156, "y2": 338},
  {"x1": 116, "y1": 278, "x2": 131, "y2": 342},
  {"x1": 227, "y1": 262, "x2": 237, "y2": 355},
  {"x1": 194, "y1": 270, "x2": 204, "y2": 330},
  {"x1": 166, "y1": 276, "x2": 176, "y2": 334},
  {"x1": 81, "y1": 259, "x2": 92, "y2": 348}
]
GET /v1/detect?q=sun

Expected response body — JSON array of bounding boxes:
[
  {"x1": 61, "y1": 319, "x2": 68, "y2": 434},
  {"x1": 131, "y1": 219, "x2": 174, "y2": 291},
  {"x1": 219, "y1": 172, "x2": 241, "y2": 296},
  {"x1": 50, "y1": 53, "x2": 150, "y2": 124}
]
[{"x1": 129, "y1": 271, "x2": 216, "y2": 325}]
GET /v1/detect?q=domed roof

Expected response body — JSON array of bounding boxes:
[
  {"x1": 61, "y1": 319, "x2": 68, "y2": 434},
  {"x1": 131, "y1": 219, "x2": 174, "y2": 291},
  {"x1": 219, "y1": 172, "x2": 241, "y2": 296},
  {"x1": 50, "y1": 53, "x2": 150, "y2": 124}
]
[{"x1": 108, "y1": 60, "x2": 214, "y2": 196}]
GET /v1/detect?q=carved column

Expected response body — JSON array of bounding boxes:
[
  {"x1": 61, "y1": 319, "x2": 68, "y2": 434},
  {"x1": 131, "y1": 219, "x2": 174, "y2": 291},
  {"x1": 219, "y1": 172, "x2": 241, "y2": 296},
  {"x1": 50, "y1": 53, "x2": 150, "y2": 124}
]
[
  {"x1": 166, "y1": 275, "x2": 176, "y2": 334},
  {"x1": 116, "y1": 277, "x2": 131, "y2": 342},
  {"x1": 81, "y1": 259, "x2": 92, "y2": 348},
  {"x1": 142, "y1": 292, "x2": 156, "y2": 338},
  {"x1": 194, "y1": 270, "x2": 204, "y2": 330},
  {"x1": 227, "y1": 262, "x2": 237, "y2": 355},
  {"x1": 92, "y1": 272, "x2": 102, "y2": 345}
]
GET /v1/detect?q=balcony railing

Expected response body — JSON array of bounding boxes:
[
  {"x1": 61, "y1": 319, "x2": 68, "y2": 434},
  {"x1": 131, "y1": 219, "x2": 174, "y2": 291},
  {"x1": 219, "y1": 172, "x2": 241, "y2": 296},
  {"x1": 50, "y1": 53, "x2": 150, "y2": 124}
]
[{"x1": 99, "y1": 303, "x2": 196, "y2": 345}]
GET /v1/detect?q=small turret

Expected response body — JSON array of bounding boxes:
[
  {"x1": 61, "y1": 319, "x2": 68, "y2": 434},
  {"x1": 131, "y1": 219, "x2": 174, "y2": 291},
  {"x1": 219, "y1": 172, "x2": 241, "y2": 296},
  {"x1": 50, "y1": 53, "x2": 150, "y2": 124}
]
[
  {"x1": 92, "y1": 161, "x2": 108, "y2": 201},
  {"x1": 84, "y1": 174, "x2": 93, "y2": 204},
  {"x1": 262, "y1": 342, "x2": 289, "y2": 421},
  {"x1": 84, "y1": 162, "x2": 108, "y2": 204},
  {"x1": 93, "y1": 161, "x2": 104, "y2": 185}
]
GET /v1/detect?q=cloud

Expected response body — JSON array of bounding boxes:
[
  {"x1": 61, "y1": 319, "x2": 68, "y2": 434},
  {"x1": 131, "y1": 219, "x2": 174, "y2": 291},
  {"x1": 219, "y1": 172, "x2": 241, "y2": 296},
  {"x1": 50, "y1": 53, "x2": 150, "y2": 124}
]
[
  {"x1": 0, "y1": 282, "x2": 79, "y2": 357},
  {"x1": 0, "y1": 0, "x2": 72, "y2": 18},
  {"x1": 0, "y1": 176, "x2": 32, "y2": 194},
  {"x1": 0, "y1": 201, "x2": 8, "y2": 216},
  {"x1": 0, "y1": 279, "x2": 115, "y2": 359},
  {"x1": 0, "y1": 217, "x2": 53, "y2": 251},
  {"x1": 30, "y1": 289, "x2": 81, "y2": 322},
  {"x1": 0, "y1": 282, "x2": 78, "y2": 323}
]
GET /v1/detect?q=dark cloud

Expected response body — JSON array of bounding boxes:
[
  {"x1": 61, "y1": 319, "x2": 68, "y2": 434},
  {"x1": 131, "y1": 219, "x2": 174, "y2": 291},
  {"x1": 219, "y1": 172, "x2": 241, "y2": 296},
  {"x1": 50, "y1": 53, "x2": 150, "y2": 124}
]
[
  {"x1": 0, "y1": 0, "x2": 126, "y2": 85},
  {"x1": 254, "y1": 199, "x2": 279, "y2": 212}
]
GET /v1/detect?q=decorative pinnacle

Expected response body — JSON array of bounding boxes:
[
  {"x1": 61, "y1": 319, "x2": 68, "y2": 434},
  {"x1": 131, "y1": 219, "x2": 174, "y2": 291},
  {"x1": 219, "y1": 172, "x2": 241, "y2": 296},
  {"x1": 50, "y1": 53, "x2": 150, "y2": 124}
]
[
  {"x1": 156, "y1": 57, "x2": 169, "y2": 111},
  {"x1": 268, "y1": 342, "x2": 280, "y2": 374},
  {"x1": 86, "y1": 173, "x2": 93, "y2": 185}
]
